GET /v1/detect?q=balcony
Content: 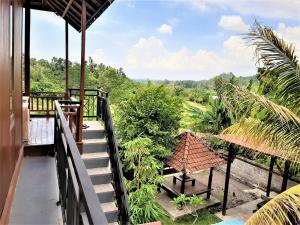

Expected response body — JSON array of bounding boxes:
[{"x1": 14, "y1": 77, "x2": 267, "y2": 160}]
[{"x1": 9, "y1": 90, "x2": 129, "y2": 225}]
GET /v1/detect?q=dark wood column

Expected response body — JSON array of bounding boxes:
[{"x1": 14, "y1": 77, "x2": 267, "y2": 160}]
[
  {"x1": 222, "y1": 144, "x2": 234, "y2": 216},
  {"x1": 65, "y1": 21, "x2": 69, "y2": 98},
  {"x1": 24, "y1": 0, "x2": 30, "y2": 96},
  {"x1": 281, "y1": 160, "x2": 290, "y2": 192},
  {"x1": 78, "y1": 0, "x2": 86, "y2": 144},
  {"x1": 180, "y1": 171, "x2": 186, "y2": 194},
  {"x1": 207, "y1": 167, "x2": 214, "y2": 199},
  {"x1": 266, "y1": 156, "x2": 276, "y2": 197}
]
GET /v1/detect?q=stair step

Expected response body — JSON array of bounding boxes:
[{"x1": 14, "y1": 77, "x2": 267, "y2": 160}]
[
  {"x1": 82, "y1": 142, "x2": 108, "y2": 153},
  {"x1": 83, "y1": 138, "x2": 107, "y2": 144},
  {"x1": 101, "y1": 202, "x2": 118, "y2": 223},
  {"x1": 83, "y1": 129, "x2": 106, "y2": 140},
  {"x1": 82, "y1": 152, "x2": 109, "y2": 159},
  {"x1": 94, "y1": 183, "x2": 115, "y2": 203},
  {"x1": 87, "y1": 167, "x2": 112, "y2": 185},
  {"x1": 83, "y1": 152, "x2": 110, "y2": 169}
]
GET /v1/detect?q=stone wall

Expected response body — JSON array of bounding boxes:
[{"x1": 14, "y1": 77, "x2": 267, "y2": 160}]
[{"x1": 218, "y1": 156, "x2": 298, "y2": 192}]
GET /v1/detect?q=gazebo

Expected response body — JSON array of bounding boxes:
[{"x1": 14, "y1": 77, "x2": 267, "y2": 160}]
[
  {"x1": 162, "y1": 132, "x2": 225, "y2": 199},
  {"x1": 212, "y1": 133, "x2": 300, "y2": 216}
]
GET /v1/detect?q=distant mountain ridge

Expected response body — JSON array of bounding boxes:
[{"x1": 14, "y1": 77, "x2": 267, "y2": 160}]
[{"x1": 134, "y1": 72, "x2": 257, "y2": 89}]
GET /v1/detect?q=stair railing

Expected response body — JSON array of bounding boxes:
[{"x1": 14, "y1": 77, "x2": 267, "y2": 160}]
[
  {"x1": 97, "y1": 91, "x2": 130, "y2": 225},
  {"x1": 54, "y1": 100, "x2": 109, "y2": 225}
]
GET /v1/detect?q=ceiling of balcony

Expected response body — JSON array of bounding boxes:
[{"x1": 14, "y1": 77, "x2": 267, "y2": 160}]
[{"x1": 25, "y1": 0, "x2": 114, "y2": 32}]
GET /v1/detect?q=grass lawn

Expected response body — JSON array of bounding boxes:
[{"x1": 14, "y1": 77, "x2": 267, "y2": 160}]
[{"x1": 158, "y1": 210, "x2": 221, "y2": 225}]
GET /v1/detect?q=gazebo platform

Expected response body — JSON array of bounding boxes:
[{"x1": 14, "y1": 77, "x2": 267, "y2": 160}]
[
  {"x1": 161, "y1": 175, "x2": 212, "y2": 197},
  {"x1": 157, "y1": 190, "x2": 220, "y2": 221}
]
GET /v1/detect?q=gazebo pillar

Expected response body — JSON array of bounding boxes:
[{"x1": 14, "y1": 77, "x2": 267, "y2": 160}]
[
  {"x1": 180, "y1": 169, "x2": 187, "y2": 194},
  {"x1": 222, "y1": 144, "x2": 234, "y2": 216},
  {"x1": 266, "y1": 156, "x2": 276, "y2": 197},
  {"x1": 207, "y1": 167, "x2": 214, "y2": 199},
  {"x1": 281, "y1": 160, "x2": 290, "y2": 192}
]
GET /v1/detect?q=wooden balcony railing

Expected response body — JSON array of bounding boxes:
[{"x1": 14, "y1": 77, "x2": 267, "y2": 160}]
[
  {"x1": 97, "y1": 91, "x2": 130, "y2": 224},
  {"x1": 54, "y1": 100, "x2": 109, "y2": 225},
  {"x1": 30, "y1": 92, "x2": 66, "y2": 116}
]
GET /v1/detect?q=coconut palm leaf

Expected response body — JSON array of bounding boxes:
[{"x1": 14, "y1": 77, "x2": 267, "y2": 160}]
[
  {"x1": 247, "y1": 23, "x2": 300, "y2": 113},
  {"x1": 221, "y1": 82, "x2": 300, "y2": 162},
  {"x1": 245, "y1": 185, "x2": 300, "y2": 225},
  {"x1": 224, "y1": 118, "x2": 300, "y2": 163}
]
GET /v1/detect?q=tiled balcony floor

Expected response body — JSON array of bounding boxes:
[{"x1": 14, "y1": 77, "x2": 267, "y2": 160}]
[{"x1": 9, "y1": 156, "x2": 62, "y2": 225}]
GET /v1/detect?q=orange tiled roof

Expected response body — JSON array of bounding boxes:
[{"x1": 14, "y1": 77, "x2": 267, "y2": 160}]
[{"x1": 167, "y1": 132, "x2": 225, "y2": 173}]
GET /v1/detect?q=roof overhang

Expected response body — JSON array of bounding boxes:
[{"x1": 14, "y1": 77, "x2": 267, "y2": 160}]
[{"x1": 24, "y1": 0, "x2": 114, "y2": 32}]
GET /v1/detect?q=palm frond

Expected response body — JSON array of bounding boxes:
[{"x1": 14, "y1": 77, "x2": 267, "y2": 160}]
[
  {"x1": 246, "y1": 185, "x2": 300, "y2": 225},
  {"x1": 222, "y1": 84, "x2": 300, "y2": 128},
  {"x1": 247, "y1": 23, "x2": 300, "y2": 112},
  {"x1": 221, "y1": 84, "x2": 300, "y2": 163},
  {"x1": 224, "y1": 118, "x2": 300, "y2": 163}
]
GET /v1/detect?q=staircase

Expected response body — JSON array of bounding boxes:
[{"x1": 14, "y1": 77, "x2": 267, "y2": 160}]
[{"x1": 81, "y1": 121, "x2": 118, "y2": 225}]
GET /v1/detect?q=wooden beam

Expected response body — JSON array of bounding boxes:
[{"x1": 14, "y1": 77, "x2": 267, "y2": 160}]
[
  {"x1": 281, "y1": 160, "x2": 290, "y2": 192},
  {"x1": 62, "y1": 0, "x2": 75, "y2": 18},
  {"x1": 266, "y1": 156, "x2": 276, "y2": 197},
  {"x1": 24, "y1": 0, "x2": 30, "y2": 97},
  {"x1": 207, "y1": 167, "x2": 214, "y2": 199},
  {"x1": 65, "y1": 21, "x2": 69, "y2": 98},
  {"x1": 78, "y1": 0, "x2": 86, "y2": 144},
  {"x1": 222, "y1": 144, "x2": 234, "y2": 216}
]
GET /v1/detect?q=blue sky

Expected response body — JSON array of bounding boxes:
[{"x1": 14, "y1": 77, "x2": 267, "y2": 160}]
[{"x1": 31, "y1": 0, "x2": 300, "y2": 80}]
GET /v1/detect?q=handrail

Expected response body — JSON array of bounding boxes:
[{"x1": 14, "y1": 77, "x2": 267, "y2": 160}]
[
  {"x1": 97, "y1": 92, "x2": 130, "y2": 225},
  {"x1": 68, "y1": 88, "x2": 99, "y2": 119},
  {"x1": 54, "y1": 100, "x2": 109, "y2": 225}
]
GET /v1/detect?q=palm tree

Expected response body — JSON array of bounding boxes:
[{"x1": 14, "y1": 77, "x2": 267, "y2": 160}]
[{"x1": 220, "y1": 23, "x2": 300, "y2": 224}]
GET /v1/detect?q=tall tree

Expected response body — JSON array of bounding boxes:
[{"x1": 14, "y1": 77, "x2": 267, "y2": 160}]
[{"x1": 116, "y1": 84, "x2": 182, "y2": 159}]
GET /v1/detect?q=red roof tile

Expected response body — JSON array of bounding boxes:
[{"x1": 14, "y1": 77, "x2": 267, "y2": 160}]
[{"x1": 167, "y1": 132, "x2": 225, "y2": 173}]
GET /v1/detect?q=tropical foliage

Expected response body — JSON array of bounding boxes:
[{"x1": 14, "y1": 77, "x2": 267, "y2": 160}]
[
  {"x1": 115, "y1": 83, "x2": 182, "y2": 159},
  {"x1": 220, "y1": 23, "x2": 300, "y2": 164},
  {"x1": 123, "y1": 137, "x2": 165, "y2": 224},
  {"x1": 246, "y1": 185, "x2": 300, "y2": 225},
  {"x1": 218, "y1": 23, "x2": 300, "y2": 224}
]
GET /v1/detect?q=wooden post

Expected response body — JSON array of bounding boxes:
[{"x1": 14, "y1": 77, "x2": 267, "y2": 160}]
[
  {"x1": 222, "y1": 144, "x2": 234, "y2": 216},
  {"x1": 78, "y1": 0, "x2": 86, "y2": 144},
  {"x1": 180, "y1": 170, "x2": 186, "y2": 194},
  {"x1": 24, "y1": 0, "x2": 30, "y2": 97},
  {"x1": 281, "y1": 160, "x2": 290, "y2": 192},
  {"x1": 65, "y1": 21, "x2": 69, "y2": 99},
  {"x1": 266, "y1": 157, "x2": 276, "y2": 197},
  {"x1": 207, "y1": 167, "x2": 214, "y2": 199}
]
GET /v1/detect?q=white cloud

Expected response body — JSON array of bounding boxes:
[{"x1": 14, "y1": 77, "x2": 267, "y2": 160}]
[
  {"x1": 218, "y1": 15, "x2": 250, "y2": 33},
  {"x1": 188, "y1": 0, "x2": 208, "y2": 11},
  {"x1": 88, "y1": 48, "x2": 118, "y2": 68},
  {"x1": 158, "y1": 24, "x2": 173, "y2": 34},
  {"x1": 181, "y1": 0, "x2": 300, "y2": 20},
  {"x1": 276, "y1": 23, "x2": 300, "y2": 56},
  {"x1": 33, "y1": 10, "x2": 63, "y2": 26},
  {"x1": 125, "y1": 36, "x2": 255, "y2": 80}
]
